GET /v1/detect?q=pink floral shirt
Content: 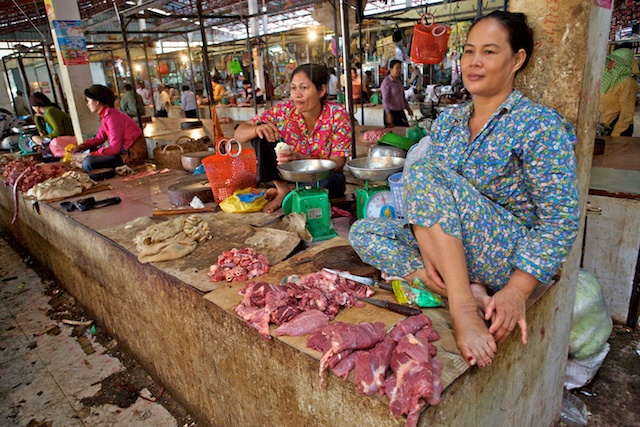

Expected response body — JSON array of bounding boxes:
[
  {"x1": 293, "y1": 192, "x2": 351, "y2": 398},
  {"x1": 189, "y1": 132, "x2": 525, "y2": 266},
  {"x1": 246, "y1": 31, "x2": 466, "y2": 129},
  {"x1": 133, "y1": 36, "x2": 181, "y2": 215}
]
[{"x1": 251, "y1": 100, "x2": 351, "y2": 159}]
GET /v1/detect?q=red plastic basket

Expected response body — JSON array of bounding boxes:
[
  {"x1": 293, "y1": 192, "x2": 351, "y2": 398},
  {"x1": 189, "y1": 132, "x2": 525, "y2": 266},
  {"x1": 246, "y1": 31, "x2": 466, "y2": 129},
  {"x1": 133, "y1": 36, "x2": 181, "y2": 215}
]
[
  {"x1": 202, "y1": 138, "x2": 257, "y2": 203},
  {"x1": 410, "y1": 13, "x2": 451, "y2": 65}
]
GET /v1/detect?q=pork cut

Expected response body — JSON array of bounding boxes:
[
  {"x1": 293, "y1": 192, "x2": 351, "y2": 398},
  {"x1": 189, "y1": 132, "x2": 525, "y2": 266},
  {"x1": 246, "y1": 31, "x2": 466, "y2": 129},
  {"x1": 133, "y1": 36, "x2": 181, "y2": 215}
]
[
  {"x1": 390, "y1": 313, "x2": 432, "y2": 342},
  {"x1": 275, "y1": 309, "x2": 329, "y2": 337},
  {"x1": 352, "y1": 337, "x2": 395, "y2": 396}
]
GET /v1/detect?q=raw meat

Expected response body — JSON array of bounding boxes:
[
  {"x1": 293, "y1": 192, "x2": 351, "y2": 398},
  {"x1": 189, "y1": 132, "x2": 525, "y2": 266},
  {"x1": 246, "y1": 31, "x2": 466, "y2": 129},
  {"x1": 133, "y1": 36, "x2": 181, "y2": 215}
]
[
  {"x1": 316, "y1": 322, "x2": 386, "y2": 388},
  {"x1": 331, "y1": 350, "x2": 361, "y2": 379},
  {"x1": 235, "y1": 270, "x2": 374, "y2": 341},
  {"x1": 209, "y1": 247, "x2": 270, "y2": 282},
  {"x1": 352, "y1": 337, "x2": 395, "y2": 396},
  {"x1": 275, "y1": 309, "x2": 329, "y2": 337},
  {"x1": 390, "y1": 313, "x2": 432, "y2": 342}
]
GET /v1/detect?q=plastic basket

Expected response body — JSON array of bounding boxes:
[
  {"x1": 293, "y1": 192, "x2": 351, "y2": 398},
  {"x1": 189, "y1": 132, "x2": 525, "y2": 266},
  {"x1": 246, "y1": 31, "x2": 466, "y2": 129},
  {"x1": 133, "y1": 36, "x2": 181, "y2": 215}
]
[
  {"x1": 388, "y1": 172, "x2": 405, "y2": 219},
  {"x1": 202, "y1": 138, "x2": 257, "y2": 203},
  {"x1": 410, "y1": 14, "x2": 451, "y2": 65}
]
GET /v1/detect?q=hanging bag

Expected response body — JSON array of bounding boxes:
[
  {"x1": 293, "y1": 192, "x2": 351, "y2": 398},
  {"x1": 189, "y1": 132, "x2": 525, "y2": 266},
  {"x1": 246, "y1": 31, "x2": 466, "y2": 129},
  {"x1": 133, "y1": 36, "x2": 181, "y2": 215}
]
[
  {"x1": 202, "y1": 138, "x2": 257, "y2": 203},
  {"x1": 410, "y1": 13, "x2": 451, "y2": 65}
]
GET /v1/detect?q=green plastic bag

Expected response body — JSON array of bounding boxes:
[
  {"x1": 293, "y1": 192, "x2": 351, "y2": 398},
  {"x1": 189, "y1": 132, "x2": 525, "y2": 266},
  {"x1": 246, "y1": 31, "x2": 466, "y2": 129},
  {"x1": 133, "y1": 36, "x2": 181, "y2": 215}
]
[{"x1": 228, "y1": 59, "x2": 243, "y2": 75}]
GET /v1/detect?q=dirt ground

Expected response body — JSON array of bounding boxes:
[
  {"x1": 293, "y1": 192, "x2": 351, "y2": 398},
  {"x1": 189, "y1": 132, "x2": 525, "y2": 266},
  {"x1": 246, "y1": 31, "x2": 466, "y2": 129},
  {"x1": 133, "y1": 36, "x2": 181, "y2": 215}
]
[
  {"x1": 25, "y1": 254, "x2": 199, "y2": 427},
  {"x1": 564, "y1": 324, "x2": 640, "y2": 427}
]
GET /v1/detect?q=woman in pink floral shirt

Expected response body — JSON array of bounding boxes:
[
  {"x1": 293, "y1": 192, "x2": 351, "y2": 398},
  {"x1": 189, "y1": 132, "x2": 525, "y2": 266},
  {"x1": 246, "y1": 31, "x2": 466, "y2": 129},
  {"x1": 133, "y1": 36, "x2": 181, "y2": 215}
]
[{"x1": 235, "y1": 63, "x2": 352, "y2": 213}]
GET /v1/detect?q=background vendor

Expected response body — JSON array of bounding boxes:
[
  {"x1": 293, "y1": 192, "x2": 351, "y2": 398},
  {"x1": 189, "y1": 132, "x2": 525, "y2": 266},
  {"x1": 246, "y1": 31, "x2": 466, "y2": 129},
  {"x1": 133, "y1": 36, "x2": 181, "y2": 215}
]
[
  {"x1": 234, "y1": 63, "x2": 352, "y2": 213},
  {"x1": 350, "y1": 11, "x2": 580, "y2": 368},
  {"x1": 598, "y1": 48, "x2": 638, "y2": 137},
  {"x1": 72, "y1": 84, "x2": 147, "y2": 171},
  {"x1": 29, "y1": 92, "x2": 73, "y2": 146}
]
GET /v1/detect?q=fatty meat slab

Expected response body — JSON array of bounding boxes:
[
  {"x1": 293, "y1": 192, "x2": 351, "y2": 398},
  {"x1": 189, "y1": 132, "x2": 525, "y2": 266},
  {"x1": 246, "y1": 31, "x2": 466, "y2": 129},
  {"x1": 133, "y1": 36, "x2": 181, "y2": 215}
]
[
  {"x1": 208, "y1": 247, "x2": 271, "y2": 282},
  {"x1": 275, "y1": 309, "x2": 329, "y2": 337},
  {"x1": 234, "y1": 270, "x2": 374, "y2": 340}
]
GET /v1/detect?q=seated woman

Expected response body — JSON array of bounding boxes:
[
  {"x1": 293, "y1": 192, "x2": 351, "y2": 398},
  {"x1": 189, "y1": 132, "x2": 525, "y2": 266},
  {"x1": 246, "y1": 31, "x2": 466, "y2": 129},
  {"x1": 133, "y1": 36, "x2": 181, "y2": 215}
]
[
  {"x1": 598, "y1": 48, "x2": 638, "y2": 137},
  {"x1": 234, "y1": 63, "x2": 352, "y2": 213},
  {"x1": 238, "y1": 80, "x2": 264, "y2": 107},
  {"x1": 71, "y1": 85, "x2": 148, "y2": 171},
  {"x1": 29, "y1": 92, "x2": 73, "y2": 146},
  {"x1": 350, "y1": 11, "x2": 580, "y2": 368}
]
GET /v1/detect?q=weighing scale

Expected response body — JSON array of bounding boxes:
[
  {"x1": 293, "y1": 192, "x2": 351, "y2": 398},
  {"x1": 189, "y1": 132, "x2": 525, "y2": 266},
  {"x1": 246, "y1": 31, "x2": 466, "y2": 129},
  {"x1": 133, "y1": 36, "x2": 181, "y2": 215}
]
[
  {"x1": 278, "y1": 159, "x2": 338, "y2": 241},
  {"x1": 346, "y1": 157, "x2": 405, "y2": 220}
]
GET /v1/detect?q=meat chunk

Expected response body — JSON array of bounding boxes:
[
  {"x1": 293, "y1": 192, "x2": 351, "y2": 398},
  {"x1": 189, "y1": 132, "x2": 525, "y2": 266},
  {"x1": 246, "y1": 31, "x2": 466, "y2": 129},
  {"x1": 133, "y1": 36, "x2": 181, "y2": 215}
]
[
  {"x1": 275, "y1": 309, "x2": 329, "y2": 337},
  {"x1": 209, "y1": 247, "x2": 270, "y2": 282},
  {"x1": 390, "y1": 313, "x2": 432, "y2": 342},
  {"x1": 352, "y1": 337, "x2": 395, "y2": 396}
]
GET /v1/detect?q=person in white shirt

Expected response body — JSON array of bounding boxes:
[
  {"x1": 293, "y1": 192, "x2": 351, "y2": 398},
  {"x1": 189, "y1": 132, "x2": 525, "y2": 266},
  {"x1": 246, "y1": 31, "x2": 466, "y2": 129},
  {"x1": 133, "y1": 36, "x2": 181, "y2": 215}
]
[
  {"x1": 136, "y1": 82, "x2": 151, "y2": 105},
  {"x1": 327, "y1": 67, "x2": 339, "y2": 98},
  {"x1": 181, "y1": 85, "x2": 198, "y2": 118},
  {"x1": 153, "y1": 84, "x2": 170, "y2": 117}
]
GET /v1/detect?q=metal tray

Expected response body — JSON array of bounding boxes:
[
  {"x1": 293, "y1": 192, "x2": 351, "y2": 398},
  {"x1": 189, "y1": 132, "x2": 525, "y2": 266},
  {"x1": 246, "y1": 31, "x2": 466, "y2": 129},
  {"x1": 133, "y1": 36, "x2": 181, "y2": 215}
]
[
  {"x1": 278, "y1": 159, "x2": 337, "y2": 182},
  {"x1": 346, "y1": 157, "x2": 405, "y2": 181}
]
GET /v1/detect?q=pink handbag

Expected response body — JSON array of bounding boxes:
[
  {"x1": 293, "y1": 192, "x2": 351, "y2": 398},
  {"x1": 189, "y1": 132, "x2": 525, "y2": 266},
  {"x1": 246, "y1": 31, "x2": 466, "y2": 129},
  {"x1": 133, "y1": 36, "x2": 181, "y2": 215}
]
[{"x1": 50, "y1": 135, "x2": 77, "y2": 157}]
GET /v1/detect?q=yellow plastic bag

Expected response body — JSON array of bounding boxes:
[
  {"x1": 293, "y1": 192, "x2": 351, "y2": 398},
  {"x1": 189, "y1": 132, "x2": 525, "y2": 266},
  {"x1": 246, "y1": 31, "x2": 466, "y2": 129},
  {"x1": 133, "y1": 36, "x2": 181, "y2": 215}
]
[
  {"x1": 219, "y1": 188, "x2": 268, "y2": 213},
  {"x1": 62, "y1": 144, "x2": 76, "y2": 163}
]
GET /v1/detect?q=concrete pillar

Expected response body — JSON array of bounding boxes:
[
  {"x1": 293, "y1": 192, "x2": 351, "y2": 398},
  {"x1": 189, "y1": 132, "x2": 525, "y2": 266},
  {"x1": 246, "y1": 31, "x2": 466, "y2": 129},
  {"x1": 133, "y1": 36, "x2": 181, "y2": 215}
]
[
  {"x1": 0, "y1": 72, "x2": 12, "y2": 111},
  {"x1": 248, "y1": 0, "x2": 265, "y2": 94},
  {"x1": 46, "y1": 0, "x2": 100, "y2": 142},
  {"x1": 510, "y1": 0, "x2": 612, "y2": 420}
]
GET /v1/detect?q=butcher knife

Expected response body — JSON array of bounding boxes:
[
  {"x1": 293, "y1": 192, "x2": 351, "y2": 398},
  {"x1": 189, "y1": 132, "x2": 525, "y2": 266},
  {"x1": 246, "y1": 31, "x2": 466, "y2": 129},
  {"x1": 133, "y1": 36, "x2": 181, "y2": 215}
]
[
  {"x1": 323, "y1": 268, "x2": 393, "y2": 292},
  {"x1": 358, "y1": 297, "x2": 422, "y2": 316}
]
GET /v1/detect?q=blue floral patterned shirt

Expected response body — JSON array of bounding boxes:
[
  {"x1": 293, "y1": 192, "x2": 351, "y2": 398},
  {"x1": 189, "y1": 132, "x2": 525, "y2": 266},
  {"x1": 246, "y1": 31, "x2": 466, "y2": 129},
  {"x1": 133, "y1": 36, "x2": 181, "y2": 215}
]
[{"x1": 425, "y1": 90, "x2": 580, "y2": 284}]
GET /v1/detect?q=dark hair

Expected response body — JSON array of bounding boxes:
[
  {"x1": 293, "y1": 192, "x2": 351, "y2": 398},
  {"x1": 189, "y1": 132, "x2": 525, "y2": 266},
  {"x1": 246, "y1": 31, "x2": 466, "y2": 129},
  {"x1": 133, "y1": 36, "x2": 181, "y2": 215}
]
[
  {"x1": 470, "y1": 10, "x2": 534, "y2": 72},
  {"x1": 84, "y1": 84, "x2": 116, "y2": 108},
  {"x1": 182, "y1": 85, "x2": 189, "y2": 91},
  {"x1": 29, "y1": 92, "x2": 55, "y2": 108},
  {"x1": 291, "y1": 64, "x2": 329, "y2": 102},
  {"x1": 17, "y1": 90, "x2": 23, "y2": 96},
  {"x1": 124, "y1": 83, "x2": 133, "y2": 91},
  {"x1": 242, "y1": 80, "x2": 252, "y2": 86},
  {"x1": 389, "y1": 59, "x2": 401, "y2": 70}
]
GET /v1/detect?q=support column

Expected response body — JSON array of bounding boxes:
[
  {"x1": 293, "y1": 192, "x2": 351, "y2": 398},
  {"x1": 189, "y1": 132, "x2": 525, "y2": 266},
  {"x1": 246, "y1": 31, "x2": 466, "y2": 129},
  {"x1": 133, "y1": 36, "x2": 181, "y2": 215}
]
[{"x1": 46, "y1": 0, "x2": 100, "y2": 142}]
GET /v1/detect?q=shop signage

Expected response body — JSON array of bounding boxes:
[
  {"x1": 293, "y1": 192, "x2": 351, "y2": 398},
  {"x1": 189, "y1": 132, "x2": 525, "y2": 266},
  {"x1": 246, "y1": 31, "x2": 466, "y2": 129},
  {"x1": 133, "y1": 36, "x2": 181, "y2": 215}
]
[{"x1": 52, "y1": 20, "x2": 89, "y2": 66}]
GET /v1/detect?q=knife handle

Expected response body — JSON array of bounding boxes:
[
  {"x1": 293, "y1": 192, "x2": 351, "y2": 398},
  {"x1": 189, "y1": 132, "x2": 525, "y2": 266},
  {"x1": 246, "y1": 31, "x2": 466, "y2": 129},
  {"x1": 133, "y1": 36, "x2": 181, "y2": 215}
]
[{"x1": 384, "y1": 301, "x2": 422, "y2": 316}]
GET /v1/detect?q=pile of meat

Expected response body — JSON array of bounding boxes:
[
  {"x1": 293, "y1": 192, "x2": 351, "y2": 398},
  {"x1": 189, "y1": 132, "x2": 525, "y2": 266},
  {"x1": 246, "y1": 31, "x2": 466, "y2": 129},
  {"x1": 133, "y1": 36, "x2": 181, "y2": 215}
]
[
  {"x1": 307, "y1": 314, "x2": 442, "y2": 427},
  {"x1": 3, "y1": 158, "x2": 67, "y2": 192},
  {"x1": 234, "y1": 270, "x2": 374, "y2": 340},
  {"x1": 208, "y1": 247, "x2": 271, "y2": 282}
]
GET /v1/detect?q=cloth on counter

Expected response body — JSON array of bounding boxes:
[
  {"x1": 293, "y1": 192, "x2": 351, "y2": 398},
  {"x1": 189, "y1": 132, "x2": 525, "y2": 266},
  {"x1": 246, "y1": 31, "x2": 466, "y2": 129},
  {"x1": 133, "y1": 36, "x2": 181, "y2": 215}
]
[
  {"x1": 133, "y1": 214, "x2": 211, "y2": 263},
  {"x1": 281, "y1": 212, "x2": 312, "y2": 242},
  {"x1": 26, "y1": 170, "x2": 96, "y2": 201}
]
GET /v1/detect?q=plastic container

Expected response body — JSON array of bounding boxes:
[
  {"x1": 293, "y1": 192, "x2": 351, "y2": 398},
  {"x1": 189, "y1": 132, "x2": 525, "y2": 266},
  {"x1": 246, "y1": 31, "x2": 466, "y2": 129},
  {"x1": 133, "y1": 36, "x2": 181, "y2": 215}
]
[
  {"x1": 388, "y1": 172, "x2": 405, "y2": 219},
  {"x1": 379, "y1": 132, "x2": 415, "y2": 151}
]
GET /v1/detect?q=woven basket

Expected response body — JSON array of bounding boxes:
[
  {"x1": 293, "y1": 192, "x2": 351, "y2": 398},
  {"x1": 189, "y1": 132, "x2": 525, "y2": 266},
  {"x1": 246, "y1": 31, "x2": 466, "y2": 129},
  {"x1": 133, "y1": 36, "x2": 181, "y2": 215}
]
[
  {"x1": 153, "y1": 144, "x2": 185, "y2": 170},
  {"x1": 153, "y1": 137, "x2": 210, "y2": 169}
]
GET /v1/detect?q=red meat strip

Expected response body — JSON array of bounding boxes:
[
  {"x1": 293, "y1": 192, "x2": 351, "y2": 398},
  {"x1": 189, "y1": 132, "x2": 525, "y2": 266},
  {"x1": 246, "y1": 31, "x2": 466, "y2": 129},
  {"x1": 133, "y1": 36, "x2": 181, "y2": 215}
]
[
  {"x1": 384, "y1": 332, "x2": 443, "y2": 427},
  {"x1": 317, "y1": 322, "x2": 386, "y2": 388},
  {"x1": 235, "y1": 281, "x2": 294, "y2": 340},
  {"x1": 275, "y1": 309, "x2": 329, "y2": 337},
  {"x1": 352, "y1": 337, "x2": 395, "y2": 396},
  {"x1": 390, "y1": 313, "x2": 432, "y2": 342},
  {"x1": 331, "y1": 350, "x2": 361, "y2": 379}
]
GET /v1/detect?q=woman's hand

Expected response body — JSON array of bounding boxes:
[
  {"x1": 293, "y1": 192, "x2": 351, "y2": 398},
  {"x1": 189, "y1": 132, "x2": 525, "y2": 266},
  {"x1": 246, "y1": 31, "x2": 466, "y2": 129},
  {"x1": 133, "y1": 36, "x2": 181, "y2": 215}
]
[
  {"x1": 424, "y1": 258, "x2": 446, "y2": 292},
  {"x1": 71, "y1": 143, "x2": 87, "y2": 154},
  {"x1": 255, "y1": 123, "x2": 280, "y2": 142},
  {"x1": 484, "y1": 269, "x2": 537, "y2": 345},
  {"x1": 276, "y1": 150, "x2": 302, "y2": 165}
]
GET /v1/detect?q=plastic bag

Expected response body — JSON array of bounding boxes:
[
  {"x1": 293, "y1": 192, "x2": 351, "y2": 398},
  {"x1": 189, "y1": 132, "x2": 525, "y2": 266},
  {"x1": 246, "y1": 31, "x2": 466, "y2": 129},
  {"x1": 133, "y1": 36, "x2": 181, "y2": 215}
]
[
  {"x1": 565, "y1": 342, "x2": 610, "y2": 390},
  {"x1": 569, "y1": 270, "x2": 613, "y2": 359},
  {"x1": 219, "y1": 188, "x2": 268, "y2": 213},
  {"x1": 50, "y1": 135, "x2": 77, "y2": 157},
  {"x1": 560, "y1": 389, "x2": 588, "y2": 427},
  {"x1": 403, "y1": 135, "x2": 431, "y2": 174}
]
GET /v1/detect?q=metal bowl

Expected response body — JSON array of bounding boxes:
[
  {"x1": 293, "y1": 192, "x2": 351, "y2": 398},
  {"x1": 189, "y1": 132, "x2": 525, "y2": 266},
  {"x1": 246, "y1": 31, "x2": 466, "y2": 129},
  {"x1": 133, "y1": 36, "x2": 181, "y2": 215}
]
[
  {"x1": 278, "y1": 159, "x2": 337, "y2": 182},
  {"x1": 346, "y1": 157, "x2": 405, "y2": 181},
  {"x1": 368, "y1": 145, "x2": 407, "y2": 158}
]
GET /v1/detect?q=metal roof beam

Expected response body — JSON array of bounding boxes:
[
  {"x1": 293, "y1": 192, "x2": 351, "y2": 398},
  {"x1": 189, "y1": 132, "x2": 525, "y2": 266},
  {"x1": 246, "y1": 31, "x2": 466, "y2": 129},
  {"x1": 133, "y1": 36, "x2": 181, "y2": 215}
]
[{"x1": 83, "y1": 0, "x2": 172, "y2": 31}]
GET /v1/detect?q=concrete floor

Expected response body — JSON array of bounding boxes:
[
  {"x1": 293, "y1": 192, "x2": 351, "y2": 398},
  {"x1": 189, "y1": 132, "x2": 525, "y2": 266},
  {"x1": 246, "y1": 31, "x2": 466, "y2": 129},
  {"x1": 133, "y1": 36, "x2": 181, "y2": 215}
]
[{"x1": 0, "y1": 236, "x2": 182, "y2": 427}]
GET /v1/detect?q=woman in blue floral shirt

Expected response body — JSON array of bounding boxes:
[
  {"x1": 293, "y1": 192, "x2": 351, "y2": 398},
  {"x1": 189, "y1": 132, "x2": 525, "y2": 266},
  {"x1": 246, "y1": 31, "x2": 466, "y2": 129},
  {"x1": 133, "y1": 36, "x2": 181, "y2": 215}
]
[{"x1": 350, "y1": 11, "x2": 580, "y2": 368}]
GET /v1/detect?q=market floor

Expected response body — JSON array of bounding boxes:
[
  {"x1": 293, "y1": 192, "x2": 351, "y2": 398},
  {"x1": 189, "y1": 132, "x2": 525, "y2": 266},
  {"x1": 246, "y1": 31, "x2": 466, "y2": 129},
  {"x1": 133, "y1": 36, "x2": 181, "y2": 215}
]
[{"x1": 0, "y1": 234, "x2": 197, "y2": 427}]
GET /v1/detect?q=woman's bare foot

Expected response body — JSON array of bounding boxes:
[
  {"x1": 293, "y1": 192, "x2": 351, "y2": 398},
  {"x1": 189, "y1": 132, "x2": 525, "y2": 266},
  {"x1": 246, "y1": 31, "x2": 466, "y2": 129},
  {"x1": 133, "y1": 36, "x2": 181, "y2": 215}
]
[
  {"x1": 263, "y1": 194, "x2": 285, "y2": 213},
  {"x1": 470, "y1": 282, "x2": 491, "y2": 313},
  {"x1": 262, "y1": 181, "x2": 290, "y2": 213},
  {"x1": 450, "y1": 303, "x2": 497, "y2": 368}
]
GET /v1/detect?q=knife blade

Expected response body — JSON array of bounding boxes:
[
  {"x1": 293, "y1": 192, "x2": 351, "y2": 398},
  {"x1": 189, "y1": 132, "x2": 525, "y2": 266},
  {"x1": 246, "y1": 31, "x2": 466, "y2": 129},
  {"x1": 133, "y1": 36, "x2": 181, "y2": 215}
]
[
  {"x1": 323, "y1": 268, "x2": 393, "y2": 292},
  {"x1": 359, "y1": 297, "x2": 422, "y2": 316},
  {"x1": 251, "y1": 214, "x2": 285, "y2": 228}
]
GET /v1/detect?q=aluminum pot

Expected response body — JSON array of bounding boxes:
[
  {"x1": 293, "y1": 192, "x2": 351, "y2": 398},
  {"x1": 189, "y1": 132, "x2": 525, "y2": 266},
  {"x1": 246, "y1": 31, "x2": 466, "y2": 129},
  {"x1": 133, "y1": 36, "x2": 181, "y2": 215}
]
[
  {"x1": 368, "y1": 144, "x2": 407, "y2": 158},
  {"x1": 181, "y1": 151, "x2": 214, "y2": 172}
]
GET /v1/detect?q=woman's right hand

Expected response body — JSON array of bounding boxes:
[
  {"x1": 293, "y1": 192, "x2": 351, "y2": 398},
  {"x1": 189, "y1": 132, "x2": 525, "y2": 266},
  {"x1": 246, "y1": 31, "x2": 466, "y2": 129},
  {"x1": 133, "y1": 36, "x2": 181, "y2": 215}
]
[
  {"x1": 71, "y1": 144, "x2": 86, "y2": 154},
  {"x1": 255, "y1": 123, "x2": 280, "y2": 142}
]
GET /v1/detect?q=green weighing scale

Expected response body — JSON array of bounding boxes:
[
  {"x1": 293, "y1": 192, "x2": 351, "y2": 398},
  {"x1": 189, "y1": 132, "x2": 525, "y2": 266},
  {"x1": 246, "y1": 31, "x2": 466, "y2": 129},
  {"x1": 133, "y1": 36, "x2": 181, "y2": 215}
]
[
  {"x1": 346, "y1": 157, "x2": 405, "y2": 219},
  {"x1": 278, "y1": 159, "x2": 338, "y2": 241}
]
